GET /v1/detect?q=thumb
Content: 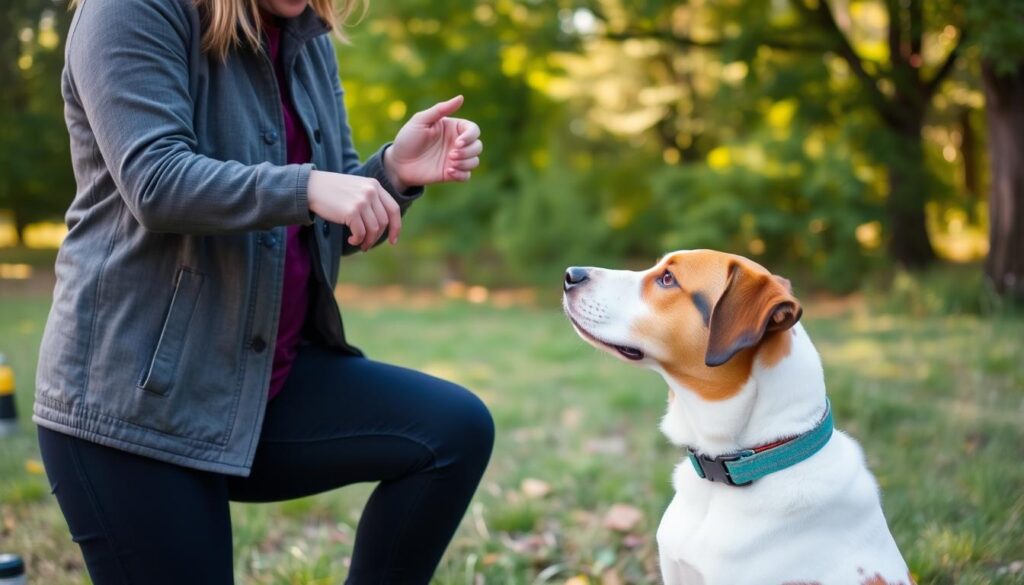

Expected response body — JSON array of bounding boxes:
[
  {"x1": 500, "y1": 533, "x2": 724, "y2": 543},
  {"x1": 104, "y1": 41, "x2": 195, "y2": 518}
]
[{"x1": 414, "y1": 95, "x2": 464, "y2": 124}]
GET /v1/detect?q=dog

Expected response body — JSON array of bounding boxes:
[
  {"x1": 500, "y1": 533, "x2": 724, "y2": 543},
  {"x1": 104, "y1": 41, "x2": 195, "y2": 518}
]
[{"x1": 562, "y1": 250, "x2": 910, "y2": 585}]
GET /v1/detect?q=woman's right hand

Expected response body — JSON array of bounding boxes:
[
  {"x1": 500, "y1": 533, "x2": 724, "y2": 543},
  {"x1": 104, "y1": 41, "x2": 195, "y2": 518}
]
[{"x1": 307, "y1": 170, "x2": 402, "y2": 251}]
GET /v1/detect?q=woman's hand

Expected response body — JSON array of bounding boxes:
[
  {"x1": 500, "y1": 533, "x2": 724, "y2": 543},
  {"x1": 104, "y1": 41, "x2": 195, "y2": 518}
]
[
  {"x1": 307, "y1": 170, "x2": 402, "y2": 251},
  {"x1": 384, "y1": 95, "x2": 483, "y2": 191}
]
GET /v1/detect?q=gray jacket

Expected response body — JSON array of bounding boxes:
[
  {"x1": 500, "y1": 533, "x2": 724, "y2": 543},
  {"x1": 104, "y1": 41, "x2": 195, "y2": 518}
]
[{"x1": 33, "y1": 0, "x2": 421, "y2": 475}]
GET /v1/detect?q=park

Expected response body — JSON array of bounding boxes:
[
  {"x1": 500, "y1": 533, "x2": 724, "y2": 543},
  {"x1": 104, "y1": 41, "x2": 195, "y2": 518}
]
[{"x1": 1, "y1": 0, "x2": 1022, "y2": 583}]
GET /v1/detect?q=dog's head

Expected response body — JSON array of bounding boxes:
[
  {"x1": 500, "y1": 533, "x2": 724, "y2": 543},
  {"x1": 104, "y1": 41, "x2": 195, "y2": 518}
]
[{"x1": 562, "y1": 250, "x2": 802, "y2": 400}]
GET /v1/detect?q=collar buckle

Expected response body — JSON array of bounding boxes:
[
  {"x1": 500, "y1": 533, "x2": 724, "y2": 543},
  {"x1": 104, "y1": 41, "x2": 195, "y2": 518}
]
[{"x1": 689, "y1": 451, "x2": 753, "y2": 487}]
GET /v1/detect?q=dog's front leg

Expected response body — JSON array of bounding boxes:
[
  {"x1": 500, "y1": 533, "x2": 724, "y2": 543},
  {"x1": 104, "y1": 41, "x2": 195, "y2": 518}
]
[
  {"x1": 657, "y1": 508, "x2": 704, "y2": 585},
  {"x1": 658, "y1": 553, "x2": 683, "y2": 585},
  {"x1": 659, "y1": 553, "x2": 704, "y2": 585}
]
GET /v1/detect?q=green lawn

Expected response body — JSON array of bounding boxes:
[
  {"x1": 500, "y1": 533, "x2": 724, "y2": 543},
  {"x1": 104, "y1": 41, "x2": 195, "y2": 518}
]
[{"x1": 0, "y1": 293, "x2": 1022, "y2": 584}]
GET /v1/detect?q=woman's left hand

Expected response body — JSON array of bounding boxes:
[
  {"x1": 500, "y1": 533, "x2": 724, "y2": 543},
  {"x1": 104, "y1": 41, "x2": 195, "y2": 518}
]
[{"x1": 384, "y1": 95, "x2": 482, "y2": 191}]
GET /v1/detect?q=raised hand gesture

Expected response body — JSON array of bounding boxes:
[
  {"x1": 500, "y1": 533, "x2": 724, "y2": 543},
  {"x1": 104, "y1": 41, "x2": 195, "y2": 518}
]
[{"x1": 384, "y1": 95, "x2": 483, "y2": 191}]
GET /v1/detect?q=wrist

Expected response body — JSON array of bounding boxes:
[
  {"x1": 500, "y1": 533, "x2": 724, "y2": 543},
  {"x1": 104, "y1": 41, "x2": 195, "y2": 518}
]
[
  {"x1": 382, "y1": 146, "x2": 410, "y2": 193},
  {"x1": 307, "y1": 170, "x2": 327, "y2": 215}
]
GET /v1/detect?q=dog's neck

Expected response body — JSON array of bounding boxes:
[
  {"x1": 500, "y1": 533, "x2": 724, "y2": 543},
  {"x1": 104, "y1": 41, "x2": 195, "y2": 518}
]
[{"x1": 658, "y1": 323, "x2": 828, "y2": 457}]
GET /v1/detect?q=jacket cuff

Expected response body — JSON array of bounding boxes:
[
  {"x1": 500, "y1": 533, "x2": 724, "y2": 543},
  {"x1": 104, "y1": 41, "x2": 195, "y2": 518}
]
[
  {"x1": 366, "y1": 143, "x2": 425, "y2": 206},
  {"x1": 292, "y1": 163, "x2": 315, "y2": 225}
]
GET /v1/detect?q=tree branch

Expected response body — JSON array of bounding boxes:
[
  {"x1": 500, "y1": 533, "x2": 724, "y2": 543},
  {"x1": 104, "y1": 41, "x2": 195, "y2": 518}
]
[
  {"x1": 885, "y1": 0, "x2": 903, "y2": 66},
  {"x1": 924, "y1": 30, "x2": 966, "y2": 98},
  {"x1": 602, "y1": 29, "x2": 826, "y2": 53},
  {"x1": 909, "y1": 0, "x2": 923, "y2": 59},
  {"x1": 794, "y1": 0, "x2": 900, "y2": 126}
]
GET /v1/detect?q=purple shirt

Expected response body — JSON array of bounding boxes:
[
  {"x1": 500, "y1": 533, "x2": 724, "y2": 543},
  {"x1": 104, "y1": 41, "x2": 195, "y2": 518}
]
[{"x1": 264, "y1": 16, "x2": 312, "y2": 401}]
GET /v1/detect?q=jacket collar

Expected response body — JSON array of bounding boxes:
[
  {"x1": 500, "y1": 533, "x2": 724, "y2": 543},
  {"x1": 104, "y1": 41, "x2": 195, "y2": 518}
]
[
  {"x1": 281, "y1": 5, "x2": 332, "y2": 45},
  {"x1": 270, "y1": 6, "x2": 331, "y2": 83},
  {"x1": 686, "y1": 399, "x2": 834, "y2": 487}
]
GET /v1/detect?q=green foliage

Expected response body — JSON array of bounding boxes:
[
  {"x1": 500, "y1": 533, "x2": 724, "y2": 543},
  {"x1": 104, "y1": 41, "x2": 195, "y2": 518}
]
[
  {"x1": 0, "y1": 0, "x2": 1005, "y2": 292},
  {"x1": 493, "y1": 161, "x2": 611, "y2": 283},
  {"x1": 649, "y1": 124, "x2": 883, "y2": 290},
  {"x1": 0, "y1": 2, "x2": 75, "y2": 235},
  {"x1": 865, "y1": 264, "x2": 1014, "y2": 317},
  {"x1": 967, "y1": 0, "x2": 1024, "y2": 75},
  {"x1": 334, "y1": 0, "x2": 981, "y2": 285}
]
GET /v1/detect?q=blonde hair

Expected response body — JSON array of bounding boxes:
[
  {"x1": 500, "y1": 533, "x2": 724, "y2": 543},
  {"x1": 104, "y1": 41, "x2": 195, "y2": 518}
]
[{"x1": 70, "y1": 0, "x2": 365, "y2": 60}]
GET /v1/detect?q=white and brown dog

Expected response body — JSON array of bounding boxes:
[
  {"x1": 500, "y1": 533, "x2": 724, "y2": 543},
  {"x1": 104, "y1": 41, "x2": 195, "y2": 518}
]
[{"x1": 562, "y1": 250, "x2": 911, "y2": 585}]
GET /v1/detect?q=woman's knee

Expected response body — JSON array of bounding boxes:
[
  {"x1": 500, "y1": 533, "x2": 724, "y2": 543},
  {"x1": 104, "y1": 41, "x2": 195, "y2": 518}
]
[{"x1": 435, "y1": 384, "x2": 495, "y2": 468}]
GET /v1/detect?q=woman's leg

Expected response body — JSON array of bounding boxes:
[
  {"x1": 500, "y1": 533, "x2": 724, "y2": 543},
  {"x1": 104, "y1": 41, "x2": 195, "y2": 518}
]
[
  {"x1": 227, "y1": 344, "x2": 495, "y2": 585},
  {"x1": 37, "y1": 426, "x2": 234, "y2": 585}
]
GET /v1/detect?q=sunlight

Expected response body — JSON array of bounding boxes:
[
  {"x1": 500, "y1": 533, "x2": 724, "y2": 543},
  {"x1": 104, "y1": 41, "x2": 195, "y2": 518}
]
[
  {"x1": 0, "y1": 264, "x2": 32, "y2": 280},
  {"x1": 22, "y1": 222, "x2": 67, "y2": 249}
]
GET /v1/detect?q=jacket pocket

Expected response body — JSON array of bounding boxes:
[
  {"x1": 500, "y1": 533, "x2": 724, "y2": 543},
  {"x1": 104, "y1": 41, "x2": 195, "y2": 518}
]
[{"x1": 138, "y1": 268, "x2": 204, "y2": 396}]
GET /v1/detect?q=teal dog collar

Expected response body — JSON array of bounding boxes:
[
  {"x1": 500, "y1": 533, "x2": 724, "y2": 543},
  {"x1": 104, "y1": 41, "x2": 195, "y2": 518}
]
[{"x1": 687, "y1": 400, "x2": 834, "y2": 486}]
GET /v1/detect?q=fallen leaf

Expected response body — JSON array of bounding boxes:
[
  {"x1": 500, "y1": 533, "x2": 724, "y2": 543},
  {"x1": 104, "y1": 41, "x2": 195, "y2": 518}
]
[
  {"x1": 521, "y1": 478, "x2": 552, "y2": 499},
  {"x1": 622, "y1": 533, "x2": 646, "y2": 548},
  {"x1": 561, "y1": 407, "x2": 584, "y2": 429},
  {"x1": 482, "y1": 552, "x2": 502, "y2": 566},
  {"x1": 500, "y1": 532, "x2": 554, "y2": 557},
  {"x1": 25, "y1": 459, "x2": 45, "y2": 475},
  {"x1": 565, "y1": 576, "x2": 590, "y2": 585},
  {"x1": 603, "y1": 504, "x2": 644, "y2": 533}
]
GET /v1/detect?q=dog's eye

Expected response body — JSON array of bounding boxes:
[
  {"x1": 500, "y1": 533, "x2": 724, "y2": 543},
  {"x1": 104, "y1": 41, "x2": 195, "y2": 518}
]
[{"x1": 657, "y1": 270, "x2": 676, "y2": 288}]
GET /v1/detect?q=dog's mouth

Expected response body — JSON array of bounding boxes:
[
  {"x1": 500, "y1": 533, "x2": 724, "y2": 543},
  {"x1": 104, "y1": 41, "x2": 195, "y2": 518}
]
[{"x1": 566, "y1": 313, "x2": 645, "y2": 361}]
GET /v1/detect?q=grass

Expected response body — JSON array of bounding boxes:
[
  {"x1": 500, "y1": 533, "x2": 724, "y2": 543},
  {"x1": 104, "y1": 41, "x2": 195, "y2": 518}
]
[
  {"x1": 0, "y1": 246, "x2": 59, "y2": 267},
  {"x1": 0, "y1": 291, "x2": 1022, "y2": 584}
]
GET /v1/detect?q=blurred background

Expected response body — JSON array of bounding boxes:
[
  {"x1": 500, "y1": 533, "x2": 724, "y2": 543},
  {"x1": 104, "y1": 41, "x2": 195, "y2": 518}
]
[
  {"x1": 1, "y1": 1, "x2": 1023, "y2": 584},
  {"x1": 1, "y1": 0, "x2": 1023, "y2": 302}
]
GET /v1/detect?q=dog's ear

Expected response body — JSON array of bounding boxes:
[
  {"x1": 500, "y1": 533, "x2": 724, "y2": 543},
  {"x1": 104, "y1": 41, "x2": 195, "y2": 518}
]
[{"x1": 704, "y1": 263, "x2": 802, "y2": 367}]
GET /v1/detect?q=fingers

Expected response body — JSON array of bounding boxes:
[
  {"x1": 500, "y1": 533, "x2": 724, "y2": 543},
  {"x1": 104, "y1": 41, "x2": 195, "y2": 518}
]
[
  {"x1": 446, "y1": 169, "x2": 472, "y2": 182},
  {"x1": 345, "y1": 179, "x2": 402, "y2": 250},
  {"x1": 455, "y1": 120, "x2": 481, "y2": 147},
  {"x1": 452, "y1": 139, "x2": 483, "y2": 159},
  {"x1": 414, "y1": 95, "x2": 464, "y2": 125},
  {"x1": 367, "y1": 191, "x2": 389, "y2": 247},
  {"x1": 357, "y1": 206, "x2": 380, "y2": 252},
  {"x1": 451, "y1": 156, "x2": 480, "y2": 172},
  {"x1": 347, "y1": 215, "x2": 366, "y2": 247},
  {"x1": 449, "y1": 120, "x2": 482, "y2": 179},
  {"x1": 449, "y1": 121, "x2": 482, "y2": 179}
]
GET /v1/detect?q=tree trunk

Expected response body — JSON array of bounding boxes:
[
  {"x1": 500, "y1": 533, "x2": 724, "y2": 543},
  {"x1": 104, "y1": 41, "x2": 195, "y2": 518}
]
[
  {"x1": 959, "y1": 108, "x2": 981, "y2": 222},
  {"x1": 13, "y1": 213, "x2": 28, "y2": 247},
  {"x1": 885, "y1": 122, "x2": 936, "y2": 268},
  {"x1": 982, "y1": 60, "x2": 1024, "y2": 301}
]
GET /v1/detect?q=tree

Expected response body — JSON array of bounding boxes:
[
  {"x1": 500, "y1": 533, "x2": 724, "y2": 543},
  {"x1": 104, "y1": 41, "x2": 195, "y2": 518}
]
[
  {"x1": 0, "y1": 0, "x2": 75, "y2": 241},
  {"x1": 969, "y1": 0, "x2": 1024, "y2": 302},
  {"x1": 339, "y1": 0, "x2": 578, "y2": 282},
  {"x1": 591, "y1": 0, "x2": 966, "y2": 268}
]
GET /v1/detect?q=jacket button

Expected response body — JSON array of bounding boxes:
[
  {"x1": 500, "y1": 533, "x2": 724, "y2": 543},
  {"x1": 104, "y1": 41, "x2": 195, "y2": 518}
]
[
  {"x1": 321, "y1": 222, "x2": 330, "y2": 237},
  {"x1": 263, "y1": 130, "x2": 278, "y2": 145},
  {"x1": 260, "y1": 232, "x2": 277, "y2": 248},
  {"x1": 313, "y1": 129, "x2": 322, "y2": 143},
  {"x1": 251, "y1": 337, "x2": 267, "y2": 353}
]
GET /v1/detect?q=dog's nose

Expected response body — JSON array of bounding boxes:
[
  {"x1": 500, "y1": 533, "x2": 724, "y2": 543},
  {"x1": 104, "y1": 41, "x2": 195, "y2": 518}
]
[{"x1": 563, "y1": 267, "x2": 590, "y2": 292}]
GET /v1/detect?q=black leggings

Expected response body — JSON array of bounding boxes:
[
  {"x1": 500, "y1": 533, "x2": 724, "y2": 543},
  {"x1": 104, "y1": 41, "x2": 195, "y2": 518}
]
[{"x1": 38, "y1": 344, "x2": 495, "y2": 585}]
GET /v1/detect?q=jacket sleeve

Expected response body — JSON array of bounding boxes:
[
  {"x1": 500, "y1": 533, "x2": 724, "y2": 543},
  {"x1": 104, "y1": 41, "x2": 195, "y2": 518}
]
[
  {"x1": 320, "y1": 38, "x2": 425, "y2": 255},
  {"x1": 68, "y1": 0, "x2": 313, "y2": 234}
]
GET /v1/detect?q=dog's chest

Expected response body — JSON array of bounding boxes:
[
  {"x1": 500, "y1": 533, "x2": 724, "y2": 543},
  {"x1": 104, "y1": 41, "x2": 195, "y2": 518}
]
[
  {"x1": 656, "y1": 470, "x2": 758, "y2": 581},
  {"x1": 656, "y1": 444, "x2": 910, "y2": 585}
]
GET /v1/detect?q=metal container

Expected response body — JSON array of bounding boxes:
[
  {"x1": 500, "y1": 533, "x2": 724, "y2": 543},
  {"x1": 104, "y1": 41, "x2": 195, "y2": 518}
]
[
  {"x1": 0, "y1": 353, "x2": 17, "y2": 437},
  {"x1": 0, "y1": 554, "x2": 26, "y2": 585}
]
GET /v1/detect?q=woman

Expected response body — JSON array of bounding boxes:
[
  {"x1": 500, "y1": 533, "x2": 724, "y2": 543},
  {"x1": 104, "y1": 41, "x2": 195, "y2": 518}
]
[{"x1": 34, "y1": 0, "x2": 492, "y2": 582}]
